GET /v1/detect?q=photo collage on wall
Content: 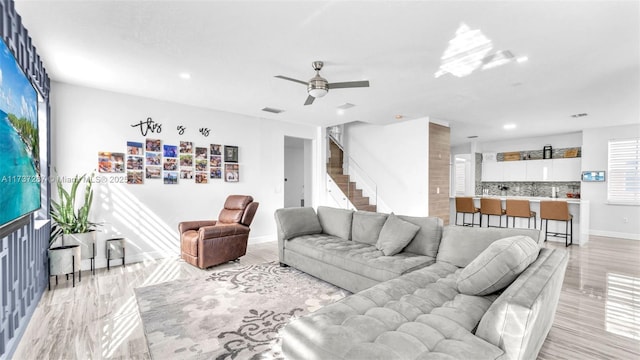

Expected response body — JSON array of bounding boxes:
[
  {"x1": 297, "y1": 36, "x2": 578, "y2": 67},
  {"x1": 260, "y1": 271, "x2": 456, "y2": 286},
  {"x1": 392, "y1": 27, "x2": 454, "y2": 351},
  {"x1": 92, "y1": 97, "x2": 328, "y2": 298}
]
[
  {"x1": 179, "y1": 141, "x2": 193, "y2": 182},
  {"x1": 224, "y1": 145, "x2": 239, "y2": 182},
  {"x1": 98, "y1": 152, "x2": 125, "y2": 174},
  {"x1": 100, "y1": 137, "x2": 240, "y2": 185},
  {"x1": 163, "y1": 143, "x2": 178, "y2": 184},
  {"x1": 145, "y1": 138, "x2": 162, "y2": 181},
  {"x1": 195, "y1": 147, "x2": 208, "y2": 184},
  {"x1": 210, "y1": 144, "x2": 222, "y2": 179},
  {"x1": 126, "y1": 141, "x2": 144, "y2": 184}
]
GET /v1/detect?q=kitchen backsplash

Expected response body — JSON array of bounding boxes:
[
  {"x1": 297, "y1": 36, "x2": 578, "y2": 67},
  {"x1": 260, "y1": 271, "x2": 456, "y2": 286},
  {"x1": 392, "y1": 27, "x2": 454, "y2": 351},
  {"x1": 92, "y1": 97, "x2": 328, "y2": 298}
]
[{"x1": 477, "y1": 181, "x2": 581, "y2": 198}]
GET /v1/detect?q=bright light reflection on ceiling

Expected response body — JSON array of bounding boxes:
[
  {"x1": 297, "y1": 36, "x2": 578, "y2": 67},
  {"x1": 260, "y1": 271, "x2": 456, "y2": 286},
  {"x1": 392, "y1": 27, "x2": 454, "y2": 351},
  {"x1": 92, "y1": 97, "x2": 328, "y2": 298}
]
[{"x1": 435, "y1": 23, "x2": 519, "y2": 78}]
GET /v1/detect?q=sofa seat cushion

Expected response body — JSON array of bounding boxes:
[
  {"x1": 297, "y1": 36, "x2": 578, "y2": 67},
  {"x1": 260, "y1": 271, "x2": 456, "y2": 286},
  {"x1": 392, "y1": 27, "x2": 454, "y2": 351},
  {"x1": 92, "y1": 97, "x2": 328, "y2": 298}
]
[
  {"x1": 285, "y1": 234, "x2": 435, "y2": 282},
  {"x1": 282, "y1": 263, "x2": 503, "y2": 360}
]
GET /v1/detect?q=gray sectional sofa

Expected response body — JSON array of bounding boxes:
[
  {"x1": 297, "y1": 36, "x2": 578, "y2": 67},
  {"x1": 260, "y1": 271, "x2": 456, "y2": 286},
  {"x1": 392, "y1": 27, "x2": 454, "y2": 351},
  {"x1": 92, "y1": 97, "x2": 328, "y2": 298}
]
[{"x1": 274, "y1": 206, "x2": 569, "y2": 360}]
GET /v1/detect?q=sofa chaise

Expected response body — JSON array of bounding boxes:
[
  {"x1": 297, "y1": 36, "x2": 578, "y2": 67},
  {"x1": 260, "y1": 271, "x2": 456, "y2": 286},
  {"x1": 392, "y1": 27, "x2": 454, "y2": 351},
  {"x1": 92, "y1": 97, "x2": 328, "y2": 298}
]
[{"x1": 274, "y1": 206, "x2": 568, "y2": 360}]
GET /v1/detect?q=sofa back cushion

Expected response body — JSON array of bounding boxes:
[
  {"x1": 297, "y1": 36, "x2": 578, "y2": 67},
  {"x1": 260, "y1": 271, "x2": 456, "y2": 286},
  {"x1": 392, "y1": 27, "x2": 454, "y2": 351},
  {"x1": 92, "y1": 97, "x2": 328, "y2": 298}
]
[
  {"x1": 317, "y1": 206, "x2": 354, "y2": 240},
  {"x1": 398, "y1": 215, "x2": 443, "y2": 257},
  {"x1": 352, "y1": 211, "x2": 388, "y2": 245},
  {"x1": 274, "y1": 207, "x2": 323, "y2": 240},
  {"x1": 376, "y1": 214, "x2": 420, "y2": 255},
  {"x1": 437, "y1": 225, "x2": 542, "y2": 268},
  {"x1": 457, "y1": 235, "x2": 540, "y2": 295}
]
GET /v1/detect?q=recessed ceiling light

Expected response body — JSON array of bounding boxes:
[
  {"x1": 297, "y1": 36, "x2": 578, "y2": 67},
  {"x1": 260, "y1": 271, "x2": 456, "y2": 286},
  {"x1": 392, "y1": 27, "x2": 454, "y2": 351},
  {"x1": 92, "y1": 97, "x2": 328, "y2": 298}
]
[
  {"x1": 516, "y1": 56, "x2": 529, "y2": 63},
  {"x1": 179, "y1": 72, "x2": 191, "y2": 80},
  {"x1": 503, "y1": 123, "x2": 516, "y2": 130},
  {"x1": 570, "y1": 113, "x2": 588, "y2": 118},
  {"x1": 395, "y1": 115, "x2": 404, "y2": 120}
]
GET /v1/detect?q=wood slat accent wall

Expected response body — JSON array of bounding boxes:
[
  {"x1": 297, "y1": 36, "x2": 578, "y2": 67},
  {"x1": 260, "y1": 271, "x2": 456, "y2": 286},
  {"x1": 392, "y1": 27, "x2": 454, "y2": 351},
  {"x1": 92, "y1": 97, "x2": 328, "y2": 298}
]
[
  {"x1": 0, "y1": 1, "x2": 51, "y2": 359},
  {"x1": 429, "y1": 123, "x2": 450, "y2": 224}
]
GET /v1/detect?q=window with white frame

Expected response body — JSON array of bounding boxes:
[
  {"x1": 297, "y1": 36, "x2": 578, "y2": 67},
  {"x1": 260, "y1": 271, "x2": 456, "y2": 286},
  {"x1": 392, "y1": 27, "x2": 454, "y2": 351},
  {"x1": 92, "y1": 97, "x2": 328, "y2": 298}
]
[{"x1": 608, "y1": 138, "x2": 640, "y2": 204}]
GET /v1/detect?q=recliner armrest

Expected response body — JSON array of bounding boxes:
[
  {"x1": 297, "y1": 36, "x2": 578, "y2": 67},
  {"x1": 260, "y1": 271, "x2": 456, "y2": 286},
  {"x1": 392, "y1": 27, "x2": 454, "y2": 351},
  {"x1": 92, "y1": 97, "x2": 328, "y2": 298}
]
[
  {"x1": 179, "y1": 220, "x2": 217, "y2": 234},
  {"x1": 199, "y1": 223, "x2": 249, "y2": 239}
]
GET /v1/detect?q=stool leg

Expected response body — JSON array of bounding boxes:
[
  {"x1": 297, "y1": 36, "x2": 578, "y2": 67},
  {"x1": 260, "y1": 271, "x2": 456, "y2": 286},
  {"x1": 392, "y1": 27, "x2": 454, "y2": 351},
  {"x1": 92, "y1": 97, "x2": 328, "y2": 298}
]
[
  {"x1": 48, "y1": 260, "x2": 51, "y2": 291},
  {"x1": 123, "y1": 248, "x2": 126, "y2": 267},
  {"x1": 544, "y1": 219, "x2": 548, "y2": 242},
  {"x1": 107, "y1": 249, "x2": 111, "y2": 271},
  {"x1": 72, "y1": 255, "x2": 75, "y2": 288}
]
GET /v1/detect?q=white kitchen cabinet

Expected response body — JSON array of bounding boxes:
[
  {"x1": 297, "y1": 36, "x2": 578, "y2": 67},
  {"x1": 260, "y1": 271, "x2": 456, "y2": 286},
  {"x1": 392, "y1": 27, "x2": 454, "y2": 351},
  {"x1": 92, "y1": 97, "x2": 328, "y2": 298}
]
[
  {"x1": 503, "y1": 161, "x2": 527, "y2": 181},
  {"x1": 552, "y1": 158, "x2": 581, "y2": 181},
  {"x1": 525, "y1": 160, "x2": 553, "y2": 181},
  {"x1": 482, "y1": 161, "x2": 503, "y2": 181}
]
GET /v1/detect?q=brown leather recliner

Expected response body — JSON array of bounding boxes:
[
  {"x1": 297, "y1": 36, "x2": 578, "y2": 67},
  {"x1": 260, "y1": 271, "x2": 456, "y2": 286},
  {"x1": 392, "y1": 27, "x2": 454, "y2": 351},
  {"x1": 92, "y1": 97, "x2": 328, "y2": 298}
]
[{"x1": 178, "y1": 195, "x2": 259, "y2": 269}]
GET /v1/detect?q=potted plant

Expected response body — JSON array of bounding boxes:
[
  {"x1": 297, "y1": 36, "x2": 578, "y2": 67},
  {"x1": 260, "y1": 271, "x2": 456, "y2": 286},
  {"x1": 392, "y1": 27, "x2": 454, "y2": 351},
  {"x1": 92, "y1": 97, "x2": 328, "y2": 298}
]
[{"x1": 48, "y1": 172, "x2": 99, "y2": 280}]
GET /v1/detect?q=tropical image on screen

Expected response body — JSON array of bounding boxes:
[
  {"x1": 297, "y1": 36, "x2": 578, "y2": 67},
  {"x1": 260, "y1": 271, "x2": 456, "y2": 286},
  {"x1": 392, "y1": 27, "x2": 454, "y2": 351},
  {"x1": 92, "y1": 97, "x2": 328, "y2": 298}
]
[{"x1": 0, "y1": 38, "x2": 40, "y2": 227}]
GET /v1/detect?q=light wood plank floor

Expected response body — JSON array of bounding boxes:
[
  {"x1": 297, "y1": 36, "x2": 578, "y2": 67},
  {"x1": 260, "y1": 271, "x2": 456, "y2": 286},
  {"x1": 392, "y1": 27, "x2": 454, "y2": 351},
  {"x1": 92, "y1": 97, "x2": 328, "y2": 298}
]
[{"x1": 12, "y1": 236, "x2": 640, "y2": 359}]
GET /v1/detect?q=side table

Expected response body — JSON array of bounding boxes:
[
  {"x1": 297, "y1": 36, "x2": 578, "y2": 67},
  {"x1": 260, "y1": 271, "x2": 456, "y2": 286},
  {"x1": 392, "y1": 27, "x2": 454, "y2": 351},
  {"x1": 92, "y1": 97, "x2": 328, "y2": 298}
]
[{"x1": 106, "y1": 238, "x2": 126, "y2": 270}]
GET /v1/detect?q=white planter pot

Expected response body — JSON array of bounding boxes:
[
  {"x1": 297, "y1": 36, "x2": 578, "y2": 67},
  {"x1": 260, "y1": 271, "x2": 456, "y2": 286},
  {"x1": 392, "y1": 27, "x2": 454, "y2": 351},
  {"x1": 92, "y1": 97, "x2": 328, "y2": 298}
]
[
  {"x1": 62, "y1": 231, "x2": 97, "y2": 259},
  {"x1": 62, "y1": 231, "x2": 98, "y2": 274},
  {"x1": 48, "y1": 245, "x2": 81, "y2": 289}
]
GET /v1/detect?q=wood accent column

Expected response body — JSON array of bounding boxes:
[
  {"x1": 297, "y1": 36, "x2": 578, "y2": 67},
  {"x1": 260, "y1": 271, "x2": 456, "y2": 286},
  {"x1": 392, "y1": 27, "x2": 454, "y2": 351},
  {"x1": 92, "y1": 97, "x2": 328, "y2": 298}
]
[{"x1": 429, "y1": 123, "x2": 451, "y2": 224}]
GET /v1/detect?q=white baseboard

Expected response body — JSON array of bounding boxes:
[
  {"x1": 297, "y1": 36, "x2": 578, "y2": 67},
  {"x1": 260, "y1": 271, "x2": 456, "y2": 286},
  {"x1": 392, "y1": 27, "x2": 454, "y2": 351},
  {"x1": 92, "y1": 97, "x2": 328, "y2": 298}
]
[
  {"x1": 249, "y1": 235, "x2": 277, "y2": 244},
  {"x1": 79, "y1": 250, "x2": 177, "y2": 271},
  {"x1": 589, "y1": 230, "x2": 640, "y2": 241}
]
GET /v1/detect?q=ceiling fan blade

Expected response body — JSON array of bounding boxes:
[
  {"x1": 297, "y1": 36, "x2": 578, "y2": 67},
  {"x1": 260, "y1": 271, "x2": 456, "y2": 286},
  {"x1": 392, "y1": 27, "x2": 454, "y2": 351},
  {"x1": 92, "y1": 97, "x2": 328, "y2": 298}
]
[
  {"x1": 275, "y1": 75, "x2": 308, "y2": 86},
  {"x1": 304, "y1": 95, "x2": 315, "y2": 106},
  {"x1": 328, "y1": 80, "x2": 370, "y2": 89}
]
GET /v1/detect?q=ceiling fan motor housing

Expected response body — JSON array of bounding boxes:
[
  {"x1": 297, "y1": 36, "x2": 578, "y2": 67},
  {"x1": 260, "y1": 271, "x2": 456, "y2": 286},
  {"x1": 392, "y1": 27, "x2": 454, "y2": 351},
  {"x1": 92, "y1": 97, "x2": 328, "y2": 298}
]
[{"x1": 308, "y1": 74, "x2": 328, "y2": 97}]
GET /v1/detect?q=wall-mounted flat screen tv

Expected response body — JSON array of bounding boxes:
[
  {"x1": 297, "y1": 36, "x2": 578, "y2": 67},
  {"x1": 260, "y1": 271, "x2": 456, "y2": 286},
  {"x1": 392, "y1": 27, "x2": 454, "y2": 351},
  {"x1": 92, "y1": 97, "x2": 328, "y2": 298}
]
[
  {"x1": 581, "y1": 170, "x2": 605, "y2": 182},
  {"x1": 0, "y1": 38, "x2": 40, "y2": 228}
]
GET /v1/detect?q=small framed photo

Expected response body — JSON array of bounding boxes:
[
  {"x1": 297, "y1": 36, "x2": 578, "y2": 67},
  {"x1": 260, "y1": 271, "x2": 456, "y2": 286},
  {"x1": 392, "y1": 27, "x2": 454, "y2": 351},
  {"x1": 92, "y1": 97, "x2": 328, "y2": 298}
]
[
  {"x1": 210, "y1": 168, "x2": 222, "y2": 179},
  {"x1": 146, "y1": 138, "x2": 161, "y2": 152},
  {"x1": 180, "y1": 141, "x2": 193, "y2": 153},
  {"x1": 224, "y1": 145, "x2": 239, "y2": 163},
  {"x1": 225, "y1": 164, "x2": 239, "y2": 182},
  {"x1": 127, "y1": 141, "x2": 143, "y2": 155},
  {"x1": 210, "y1": 144, "x2": 222, "y2": 155}
]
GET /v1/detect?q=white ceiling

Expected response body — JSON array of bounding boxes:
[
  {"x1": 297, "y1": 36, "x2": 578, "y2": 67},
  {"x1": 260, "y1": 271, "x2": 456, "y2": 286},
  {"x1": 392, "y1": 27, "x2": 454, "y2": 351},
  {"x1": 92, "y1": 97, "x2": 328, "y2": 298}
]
[{"x1": 15, "y1": 1, "x2": 640, "y2": 146}]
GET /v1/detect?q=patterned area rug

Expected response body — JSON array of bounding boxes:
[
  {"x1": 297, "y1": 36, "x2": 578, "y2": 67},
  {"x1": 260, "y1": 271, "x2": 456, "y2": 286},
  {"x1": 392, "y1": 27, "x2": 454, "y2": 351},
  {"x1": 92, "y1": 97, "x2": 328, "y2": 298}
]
[{"x1": 134, "y1": 262, "x2": 350, "y2": 360}]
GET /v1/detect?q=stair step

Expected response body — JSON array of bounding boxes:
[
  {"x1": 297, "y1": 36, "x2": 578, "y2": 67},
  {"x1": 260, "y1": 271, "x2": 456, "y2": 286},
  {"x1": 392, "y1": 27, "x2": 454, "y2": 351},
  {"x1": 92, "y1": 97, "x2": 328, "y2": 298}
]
[
  {"x1": 351, "y1": 197, "x2": 370, "y2": 206},
  {"x1": 358, "y1": 204, "x2": 377, "y2": 212}
]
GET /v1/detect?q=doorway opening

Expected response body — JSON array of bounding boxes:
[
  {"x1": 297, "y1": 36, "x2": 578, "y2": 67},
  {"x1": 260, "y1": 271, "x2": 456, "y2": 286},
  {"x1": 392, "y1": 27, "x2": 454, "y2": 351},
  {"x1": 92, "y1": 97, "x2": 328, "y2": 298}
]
[{"x1": 284, "y1": 136, "x2": 312, "y2": 208}]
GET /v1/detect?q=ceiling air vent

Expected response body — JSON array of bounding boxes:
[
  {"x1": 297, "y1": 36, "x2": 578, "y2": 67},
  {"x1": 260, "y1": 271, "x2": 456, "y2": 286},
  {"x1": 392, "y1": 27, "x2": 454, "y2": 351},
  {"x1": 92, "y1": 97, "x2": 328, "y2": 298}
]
[
  {"x1": 262, "y1": 107, "x2": 284, "y2": 114},
  {"x1": 337, "y1": 103, "x2": 355, "y2": 110}
]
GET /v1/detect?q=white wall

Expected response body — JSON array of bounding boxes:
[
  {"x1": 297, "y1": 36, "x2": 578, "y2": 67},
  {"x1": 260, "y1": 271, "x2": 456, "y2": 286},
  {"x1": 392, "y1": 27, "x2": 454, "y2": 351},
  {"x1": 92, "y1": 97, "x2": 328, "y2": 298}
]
[
  {"x1": 582, "y1": 124, "x2": 640, "y2": 240},
  {"x1": 50, "y1": 82, "x2": 320, "y2": 265},
  {"x1": 343, "y1": 118, "x2": 430, "y2": 216}
]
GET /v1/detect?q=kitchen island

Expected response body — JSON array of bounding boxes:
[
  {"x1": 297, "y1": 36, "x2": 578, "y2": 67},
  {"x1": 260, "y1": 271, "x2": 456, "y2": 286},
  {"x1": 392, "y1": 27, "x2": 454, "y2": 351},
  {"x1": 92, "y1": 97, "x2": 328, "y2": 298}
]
[{"x1": 449, "y1": 196, "x2": 590, "y2": 245}]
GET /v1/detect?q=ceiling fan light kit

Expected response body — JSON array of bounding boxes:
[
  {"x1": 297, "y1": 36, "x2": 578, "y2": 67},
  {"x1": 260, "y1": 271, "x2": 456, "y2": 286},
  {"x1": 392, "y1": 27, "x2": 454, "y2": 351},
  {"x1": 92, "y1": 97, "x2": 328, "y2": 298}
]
[{"x1": 276, "y1": 60, "x2": 370, "y2": 105}]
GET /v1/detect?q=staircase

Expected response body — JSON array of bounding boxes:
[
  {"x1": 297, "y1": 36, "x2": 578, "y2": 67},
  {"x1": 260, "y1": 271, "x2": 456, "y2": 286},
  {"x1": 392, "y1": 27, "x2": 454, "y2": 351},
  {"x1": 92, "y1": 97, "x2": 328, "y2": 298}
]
[{"x1": 327, "y1": 138, "x2": 377, "y2": 212}]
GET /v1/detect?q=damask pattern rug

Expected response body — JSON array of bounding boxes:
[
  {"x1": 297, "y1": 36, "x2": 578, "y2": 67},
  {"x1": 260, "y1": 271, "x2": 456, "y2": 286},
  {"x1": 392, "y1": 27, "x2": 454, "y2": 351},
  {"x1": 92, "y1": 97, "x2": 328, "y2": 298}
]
[{"x1": 134, "y1": 262, "x2": 350, "y2": 360}]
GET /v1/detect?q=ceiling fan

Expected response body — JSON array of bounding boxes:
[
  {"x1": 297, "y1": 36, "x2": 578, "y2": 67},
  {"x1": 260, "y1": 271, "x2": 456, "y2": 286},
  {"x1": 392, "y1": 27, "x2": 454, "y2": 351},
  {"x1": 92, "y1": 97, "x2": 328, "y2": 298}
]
[{"x1": 275, "y1": 61, "x2": 370, "y2": 105}]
